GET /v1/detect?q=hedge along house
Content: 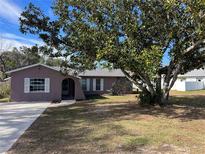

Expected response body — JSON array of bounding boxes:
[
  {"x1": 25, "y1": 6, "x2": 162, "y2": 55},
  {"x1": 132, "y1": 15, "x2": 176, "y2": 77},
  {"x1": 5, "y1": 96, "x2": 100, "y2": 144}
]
[{"x1": 7, "y1": 64, "x2": 129, "y2": 102}]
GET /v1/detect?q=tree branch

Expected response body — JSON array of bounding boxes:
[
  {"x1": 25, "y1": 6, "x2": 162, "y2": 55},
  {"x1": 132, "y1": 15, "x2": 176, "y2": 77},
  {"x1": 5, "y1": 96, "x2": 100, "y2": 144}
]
[
  {"x1": 168, "y1": 63, "x2": 181, "y2": 91},
  {"x1": 184, "y1": 39, "x2": 205, "y2": 54},
  {"x1": 120, "y1": 69, "x2": 144, "y2": 91}
]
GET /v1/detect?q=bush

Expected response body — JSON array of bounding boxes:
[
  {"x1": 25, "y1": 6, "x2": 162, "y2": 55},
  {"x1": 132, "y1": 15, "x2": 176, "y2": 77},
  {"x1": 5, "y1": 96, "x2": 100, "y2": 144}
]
[
  {"x1": 0, "y1": 82, "x2": 10, "y2": 99},
  {"x1": 111, "y1": 78, "x2": 132, "y2": 95},
  {"x1": 139, "y1": 91, "x2": 152, "y2": 106}
]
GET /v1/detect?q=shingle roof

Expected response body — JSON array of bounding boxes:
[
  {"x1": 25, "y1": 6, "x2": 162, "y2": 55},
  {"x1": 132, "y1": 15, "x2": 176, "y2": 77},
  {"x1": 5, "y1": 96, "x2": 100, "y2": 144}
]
[
  {"x1": 179, "y1": 68, "x2": 205, "y2": 77},
  {"x1": 6, "y1": 64, "x2": 125, "y2": 77},
  {"x1": 50, "y1": 66, "x2": 125, "y2": 77},
  {"x1": 79, "y1": 69, "x2": 125, "y2": 77}
]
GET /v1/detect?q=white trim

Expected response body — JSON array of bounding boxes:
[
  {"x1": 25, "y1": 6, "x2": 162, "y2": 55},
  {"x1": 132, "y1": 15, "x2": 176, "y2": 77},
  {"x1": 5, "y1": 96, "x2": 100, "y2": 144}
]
[
  {"x1": 6, "y1": 63, "x2": 60, "y2": 74},
  {"x1": 24, "y1": 78, "x2": 30, "y2": 93},
  {"x1": 100, "y1": 78, "x2": 104, "y2": 91},
  {"x1": 45, "y1": 78, "x2": 50, "y2": 93},
  {"x1": 86, "y1": 78, "x2": 90, "y2": 91},
  {"x1": 29, "y1": 90, "x2": 46, "y2": 93},
  {"x1": 93, "y1": 78, "x2": 96, "y2": 91}
]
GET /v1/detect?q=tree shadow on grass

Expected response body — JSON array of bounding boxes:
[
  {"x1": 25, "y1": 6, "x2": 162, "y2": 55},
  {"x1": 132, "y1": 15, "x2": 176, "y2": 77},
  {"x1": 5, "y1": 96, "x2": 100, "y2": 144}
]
[
  {"x1": 85, "y1": 94, "x2": 108, "y2": 101},
  {"x1": 8, "y1": 95, "x2": 205, "y2": 154},
  {"x1": 76, "y1": 95, "x2": 205, "y2": 122},
  {"x1": 170, "y1": 95, "x2": 205, "y2": 108},
  {"x1": 8, "y1": 104, "x2": 150, "y2": 153}
]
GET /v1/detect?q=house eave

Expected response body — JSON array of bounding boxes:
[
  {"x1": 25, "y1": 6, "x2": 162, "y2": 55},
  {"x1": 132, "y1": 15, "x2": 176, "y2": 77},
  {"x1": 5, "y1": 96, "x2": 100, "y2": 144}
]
[{"x1": 6, "y1": 63, "x2": 60, "y2": 74}]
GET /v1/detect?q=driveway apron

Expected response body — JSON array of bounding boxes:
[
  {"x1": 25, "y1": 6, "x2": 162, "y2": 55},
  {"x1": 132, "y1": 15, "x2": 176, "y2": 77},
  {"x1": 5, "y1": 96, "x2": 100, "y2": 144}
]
[{"x1": 0, "y1": 102, "x2": 50, "y2": 154}]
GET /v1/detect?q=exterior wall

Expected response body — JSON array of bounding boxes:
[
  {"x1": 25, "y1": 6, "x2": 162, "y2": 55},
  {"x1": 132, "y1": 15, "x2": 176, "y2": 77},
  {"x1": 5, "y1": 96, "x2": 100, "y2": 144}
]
[
  {"x1": 185, "y1": 78, "x2": 197, "y2": 82},
  {"x1": 10, "y1": 65, "x2": 85, "y2": 102},
  {"x1": 185, "y1": 81, "x2": 204, "y2": 91},
  {"x1": 81, "y1": 77, "x2": 131, "y2": 95},
  {"x1": 171, "y1": 79, "x2": 186, "y2": 91},
  {"x1": 172, "y1": 78, "x2": 205, "y2": 91}
]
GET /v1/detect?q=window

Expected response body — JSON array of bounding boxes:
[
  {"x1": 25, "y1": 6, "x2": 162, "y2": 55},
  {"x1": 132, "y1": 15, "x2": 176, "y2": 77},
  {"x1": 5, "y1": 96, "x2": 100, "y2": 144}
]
[
  {"x1": 30, "y1": 79, "x2": 45, "y2": 92},
  {"x1": 93, "y1": 78, "x2": 104, "y2": 91},
  {"x1": 81, "y1": 78, "x2": 90, "y2": 91},
  {"x1": 81, "y1": 79, "x2": 87, "y2": 91},
  {"x1": 96, "y1": 79, "x2": 101, "y2": 91}
]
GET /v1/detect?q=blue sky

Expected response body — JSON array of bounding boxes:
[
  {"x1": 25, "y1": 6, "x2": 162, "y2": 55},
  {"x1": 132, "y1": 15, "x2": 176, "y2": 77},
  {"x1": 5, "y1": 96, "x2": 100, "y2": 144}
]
[
  {"x1": 0, "y1": 0, "x2": 170, "y2": 64},
  {"x1": 0, "y1": 0, "x2": 53, "y2": 49}
]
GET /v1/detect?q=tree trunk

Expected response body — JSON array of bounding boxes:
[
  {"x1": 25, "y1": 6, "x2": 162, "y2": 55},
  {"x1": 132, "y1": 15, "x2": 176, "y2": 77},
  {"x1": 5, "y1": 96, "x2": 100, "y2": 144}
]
[
  {"x1": 155, "y1": 73, "x2": 162, "y2": 104},
  {"x1": 139, "y1": 87, "x2": 162, "y2": 106},
  {"x1": 139, "y1": 74, "x2": 171, "y2": 106},
  {"x1": 161, "y1": 91, "x2": 170, "y2": 105},
  {"x1": 161, "y1": 80, "x2": 171, "y2": 105}
]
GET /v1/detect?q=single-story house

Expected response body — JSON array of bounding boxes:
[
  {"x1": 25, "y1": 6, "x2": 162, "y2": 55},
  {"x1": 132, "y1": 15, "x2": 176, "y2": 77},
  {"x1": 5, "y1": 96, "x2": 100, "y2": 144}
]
[
  {"x1": 6, "y1": 64, "x2": 131, "y2": 102},
  {"x1": 171, "y1": 68, "x2": 205, "y2": 91}
]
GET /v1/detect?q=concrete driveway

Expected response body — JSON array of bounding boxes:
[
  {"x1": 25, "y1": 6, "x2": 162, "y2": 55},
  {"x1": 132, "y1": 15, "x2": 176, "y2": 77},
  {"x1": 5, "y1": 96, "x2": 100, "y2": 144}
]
[{"x1": 0, "y1": 102, "x2": 50, "y2": 154}]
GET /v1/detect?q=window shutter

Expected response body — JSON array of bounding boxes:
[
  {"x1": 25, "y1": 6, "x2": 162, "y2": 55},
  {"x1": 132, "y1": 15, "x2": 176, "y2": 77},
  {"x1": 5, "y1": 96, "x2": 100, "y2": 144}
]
[
  {"x1": 24, "y1": 78, "x2": 30, "y2": 93},
  {"x1": 100, "y1": 78, "x2": 104, "y2": 91},
  {"x1": 80, "y1": 79, "x2": 82, "y2": 87},
  {"x1": 45, "y1": 78, "x2": 50, "y2": 93},
  {"x1": 86, "y1": 79, "x2": 90, "y2": 91},
  {"x1": 93, "y1": 78, "x2": 96, "y2": 91}
]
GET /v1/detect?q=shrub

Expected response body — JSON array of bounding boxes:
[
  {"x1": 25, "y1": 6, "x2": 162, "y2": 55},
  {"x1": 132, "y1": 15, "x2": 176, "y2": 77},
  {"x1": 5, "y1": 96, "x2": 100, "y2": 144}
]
[
  {"x1": 111, "y1": 78, "x2": 132, "y2": 95},
  {"x1": 0, "y1": 82, "x2": 10, "y2": 99},
  {"x1": 139, "y1": 91, "x2": 152, "y2": 106}
]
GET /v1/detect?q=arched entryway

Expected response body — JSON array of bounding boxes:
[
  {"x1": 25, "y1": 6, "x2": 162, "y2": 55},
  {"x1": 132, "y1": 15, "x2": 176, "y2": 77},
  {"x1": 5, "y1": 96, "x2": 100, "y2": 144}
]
[{"x1": 62, "y1": 78, "x2": 75, "y2": 100}]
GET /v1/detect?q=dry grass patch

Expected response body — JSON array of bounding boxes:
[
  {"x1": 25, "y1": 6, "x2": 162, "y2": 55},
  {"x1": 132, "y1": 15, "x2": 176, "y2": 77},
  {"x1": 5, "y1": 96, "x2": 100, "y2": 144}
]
[
  {"x1": 8, "y1": 94, "x2": 205, "y2": 154},
  {"x1": 0, "y1": 97, "x2": 10, "y2": 103},
  {"x1": 171, "y1": 90, "x2": 205, "y2": 96}
]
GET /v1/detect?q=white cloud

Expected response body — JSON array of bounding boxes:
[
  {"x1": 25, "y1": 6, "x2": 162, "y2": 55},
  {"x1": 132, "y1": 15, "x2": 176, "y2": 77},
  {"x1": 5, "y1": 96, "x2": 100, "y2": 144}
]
[
  {"x1": 1, "y1": 33, "x2": 44, "y2": 45},
  {"x1": 0, "y1": 38, "x2": 31, "y2": 51},
  {"x1": 0, "y1": 0, "x2": 22, "y2": 24}
]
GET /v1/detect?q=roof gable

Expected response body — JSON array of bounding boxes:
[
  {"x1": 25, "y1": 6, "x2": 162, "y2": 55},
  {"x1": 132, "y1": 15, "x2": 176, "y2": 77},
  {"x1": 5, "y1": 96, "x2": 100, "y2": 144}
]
[
  {"x1": 6, "y1": 64, "x2": 125, "y2": 77},
  {"x1": 6, "y1": 64, "x2": 60, "y2": 74}
]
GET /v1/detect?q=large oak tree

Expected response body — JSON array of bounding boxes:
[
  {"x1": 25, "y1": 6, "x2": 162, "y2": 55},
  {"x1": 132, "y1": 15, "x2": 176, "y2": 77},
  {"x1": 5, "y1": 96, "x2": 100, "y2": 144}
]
[{"x1": 20, "y1": 0, "x2": 205, "y2": 105}]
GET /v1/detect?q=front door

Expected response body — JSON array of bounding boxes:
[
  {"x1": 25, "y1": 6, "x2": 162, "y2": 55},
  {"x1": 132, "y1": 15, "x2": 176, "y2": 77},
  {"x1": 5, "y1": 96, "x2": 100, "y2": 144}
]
[{"x1": 62, "y1": 79, "x2": 75, "y2": 100}]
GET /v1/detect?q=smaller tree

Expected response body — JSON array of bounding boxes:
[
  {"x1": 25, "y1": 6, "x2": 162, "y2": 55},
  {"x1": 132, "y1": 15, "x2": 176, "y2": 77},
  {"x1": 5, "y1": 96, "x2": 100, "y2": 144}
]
[
  {"x1": 44, "y1": 57, "x2": 63, "y2": 67},
  {"x1": 19, "y1": 46, "x2": 42, "y2": 66},
  {"x1": 0, "y1": 46, "x2": 43, "y2": 79}
]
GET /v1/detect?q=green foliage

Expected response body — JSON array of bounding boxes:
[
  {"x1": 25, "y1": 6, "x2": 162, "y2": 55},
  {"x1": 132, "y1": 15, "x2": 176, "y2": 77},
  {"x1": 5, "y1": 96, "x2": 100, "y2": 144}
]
[
  {"x1": 0, "y1": 82, "x2": 10, "y2": 99},
  {"x1": 0, "y1": 46, "x2": 42, "y2": 73},
  {"x1": 45, "y1": 57, "x2": 63, "y2": 67},
  {"x1": 19, "y1": 0, "x2": 205, "y2": 104},
  {"x1": 135, "y1": 46, "x2": 163, "y2": 80},
  {"x1": 0, "y1": 98, "x2": 10, "y2": 103},
  {"x1": 112, "y1": 78, "x2": 132, "y2": 95},
  {"x1": 0, "y1": 46, "x2": 64, "y2": 78},
  {"x1": 139, "y1": 91, "x2": 152, "y2": 106}
]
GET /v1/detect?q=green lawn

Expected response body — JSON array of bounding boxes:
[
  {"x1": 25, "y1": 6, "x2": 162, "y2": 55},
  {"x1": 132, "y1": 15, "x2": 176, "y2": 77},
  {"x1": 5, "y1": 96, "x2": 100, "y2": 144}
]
[
  {"x1": 0, "y1": 97, "x2": 10, "y2": 103},
  {"x1": 8, "y1": 94, "x2": 205, "y2": 154},
  {"x1": 171, "y1": 90, "x2": 205, "y2": 95}
]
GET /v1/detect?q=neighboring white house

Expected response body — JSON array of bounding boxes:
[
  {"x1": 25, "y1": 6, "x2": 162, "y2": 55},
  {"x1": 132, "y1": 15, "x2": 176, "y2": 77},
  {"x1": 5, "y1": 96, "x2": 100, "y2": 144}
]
[
  {"x1": 133, "y1": 68, "x2": 205, "y2": 91},
  {"x1": 171, "y1": 68, "x2": 205, "y2": 91}
]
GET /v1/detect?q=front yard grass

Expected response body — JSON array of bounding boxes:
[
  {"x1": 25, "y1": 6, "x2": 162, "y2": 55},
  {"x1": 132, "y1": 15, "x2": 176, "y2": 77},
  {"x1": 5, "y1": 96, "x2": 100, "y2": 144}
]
[
  {"x1": 0, "y1": 97, "x2": 10, "y2": 103},
  {"x1": 8, "y1": 94, "x2": 205, "y2": 154},
  {"x1": 171, "y1": 90, "x2": 205, "y2": 95}
]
